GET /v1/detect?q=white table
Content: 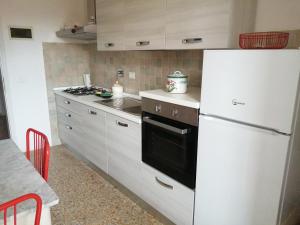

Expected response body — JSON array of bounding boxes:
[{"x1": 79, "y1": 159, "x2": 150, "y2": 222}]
[{"x1": 0, "y1": 139, "x2": 59, "y2": 225}]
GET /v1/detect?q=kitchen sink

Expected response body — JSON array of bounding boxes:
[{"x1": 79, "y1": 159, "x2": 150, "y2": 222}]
[{"x1": 94, "y1": 97, "x2": 141, "y2": 116}]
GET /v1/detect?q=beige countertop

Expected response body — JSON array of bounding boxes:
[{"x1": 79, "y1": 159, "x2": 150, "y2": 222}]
[{"x1": 139, "y1": 87, "x2": 201, "y2": 109}]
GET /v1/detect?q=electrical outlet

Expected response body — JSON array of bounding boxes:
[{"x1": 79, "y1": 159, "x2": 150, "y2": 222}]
[{"x1": 129, "y1": 72, "x2": 136, "y2": 79}]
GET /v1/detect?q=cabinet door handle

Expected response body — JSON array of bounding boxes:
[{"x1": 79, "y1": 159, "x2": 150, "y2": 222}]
[
  {"x1": 182, "y1": 38, "x2": 202, "y2": 44},
  {"x1": 155, "y1": 177, "x2": 173, "y2": 190},
  {"x1": 136, "y1": 41, "x2": 150, "y2": 46},
  {"x1": 116, "y1": 121, "x2": 128, "y2": 127},
  {"x1": 88, "y1": 109, "x2": 97, "y2": 115},
  {"x1": 65, "y1": 113, "x2": 71, "y2": 118},
  {"x1": 64, "y1": 100, "x2": 70, "y2": 104},
  {"x1": 66, "y1": 125, "x2": 72, "y2": 130},
  {"x1": 105, "y1": 43, "x2": 114, "y2": 48}
]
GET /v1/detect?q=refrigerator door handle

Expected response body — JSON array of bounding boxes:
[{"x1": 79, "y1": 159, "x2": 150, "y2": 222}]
[{"x1": 200, "y1": 113, "x2": 291, "y2": 136}]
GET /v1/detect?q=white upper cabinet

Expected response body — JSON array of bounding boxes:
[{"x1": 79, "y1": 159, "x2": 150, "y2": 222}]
[
  {"x1": 124, "y1": 0, "x2": 166, "y2": 50},
  {"x1": 166, "y1": 0, "x2": 256, "y2": 49},
  {"x1": 96, "y1": 0, "x2": 256, "y2": 50},
  {"x1": 96, "y1": 0, "x2": 125, "y2": 50}
]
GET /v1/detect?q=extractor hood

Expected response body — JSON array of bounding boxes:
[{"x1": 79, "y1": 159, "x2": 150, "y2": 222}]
[
  {"x1": 56, "y1": 0, "x2": 96, "y2": 41},
  {"x1": 56, "y1": 24, "x2": 96, "y2": 41}
]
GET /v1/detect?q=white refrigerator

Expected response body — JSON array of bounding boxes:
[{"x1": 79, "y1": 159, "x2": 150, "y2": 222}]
[{"x1": 194, "y1": 50, "x2": 300, "y2": 225}]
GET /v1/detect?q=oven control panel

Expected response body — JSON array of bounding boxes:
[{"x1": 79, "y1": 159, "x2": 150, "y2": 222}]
[{"x1": 141, "y1": 98, "x2": 199, "y2": 126}]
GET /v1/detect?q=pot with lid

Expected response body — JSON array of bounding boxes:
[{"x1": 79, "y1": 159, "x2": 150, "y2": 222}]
[{"x1": 166, "y1": 71, "x2": 188, "y2": 94}]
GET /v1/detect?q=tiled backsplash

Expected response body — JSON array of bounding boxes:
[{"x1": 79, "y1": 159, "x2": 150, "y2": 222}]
[
  {"x1": 43, "y1": 43, "x2": 203, "y2": 145},
  {"x1": 89, "y1": 45, "x2": 203, "y2": 94}
]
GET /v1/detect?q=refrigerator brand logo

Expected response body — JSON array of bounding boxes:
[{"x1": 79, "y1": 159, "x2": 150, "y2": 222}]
[{"x1": 232, "y1": 99, "x2": 246, "y2": 106}]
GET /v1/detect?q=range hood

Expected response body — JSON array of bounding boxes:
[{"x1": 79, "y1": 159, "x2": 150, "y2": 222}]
[
  {"x1": 56, "y1": 24, "x2": 96, "y2": 41},
  {"x1": 56, "y1": 0, "x2": 96, "y2": 41}
]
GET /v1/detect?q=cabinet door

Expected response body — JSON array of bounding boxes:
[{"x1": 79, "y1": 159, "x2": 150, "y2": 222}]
[
  {"x1": 124, "y1": 0, "x2": 166, "y2": 50},
  {"x1": 96, "y1": 0, "x2": 125, "y2": 51},
  {"x1": 166, "y1": 0, "x2": 231, "y2": 49},
  {"x1": 80, "y1": 106, "x2": 108, "y2": 173},
  {"x1": 106, "y1": 113, "x2": 142, "y2": 196}
]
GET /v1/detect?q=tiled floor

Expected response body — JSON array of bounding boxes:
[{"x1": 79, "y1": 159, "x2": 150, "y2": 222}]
[
  {"x1": 0, "y1": 115, "x2": 9, "y2": 140},
  {"x1": 48, "y1": 145, "x2": 167, "y2": 225}
]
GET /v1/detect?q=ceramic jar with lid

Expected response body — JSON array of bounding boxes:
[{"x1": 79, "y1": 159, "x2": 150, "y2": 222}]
[{"x1": 166, "y1": 71, "x2": 188, "y2": 94}]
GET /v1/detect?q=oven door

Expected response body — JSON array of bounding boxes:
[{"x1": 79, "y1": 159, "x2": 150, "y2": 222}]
[{"x1": 142, "y1": 112, "x2": 198, "y2": 189}]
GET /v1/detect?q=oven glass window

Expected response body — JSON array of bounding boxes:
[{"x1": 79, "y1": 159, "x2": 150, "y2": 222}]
[{"x1": 142, "y1": 112, "x2": 198, "y2": 189}]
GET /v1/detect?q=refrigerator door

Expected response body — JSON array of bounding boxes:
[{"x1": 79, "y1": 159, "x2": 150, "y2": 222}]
[
  {"x1": 201, "y1": 50, "x2": 300, "y2": 134},
  {"x1": 194, "y1": 115, "x2": 290, "y2": 225}
]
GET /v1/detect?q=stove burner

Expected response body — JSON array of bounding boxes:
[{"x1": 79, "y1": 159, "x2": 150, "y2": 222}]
[{"x1": 63, "y1": 87, "x2": 99, "y2": 96}]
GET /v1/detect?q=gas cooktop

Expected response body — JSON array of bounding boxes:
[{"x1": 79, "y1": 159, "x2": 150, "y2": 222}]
[{"x1": 63, "y1": 87, "x2": 99, "y2": 96}]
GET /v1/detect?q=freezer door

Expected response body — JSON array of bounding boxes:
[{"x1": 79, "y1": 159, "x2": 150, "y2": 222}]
[
  {"x1": 201, "y1": 50, "x2": 300, "y2": 134},
  {"x1": 194, "y1": 115, "x2": 290, "y2": 225}
]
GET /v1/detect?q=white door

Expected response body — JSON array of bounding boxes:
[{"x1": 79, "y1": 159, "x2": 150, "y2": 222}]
[
  {"x1": 194, "y1": 115, "x2": 290, "y2": 225},
  {"x1": 201, "y1": 50, "x2": 300, "y2": 134}
]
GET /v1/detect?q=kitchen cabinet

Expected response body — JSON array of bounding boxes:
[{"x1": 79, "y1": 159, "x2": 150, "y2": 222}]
[
  {"x1": 96, "y1": 0, "x2": 125, "y2": 50},
  {"x1": 55, "y1": 93, "x2": 195, "y2": 225},
  {"x1": 96, "y1": 0, "x2": 256, "y2": 50},
  {"x1": 124, "y1": 0, "x2": 166, "y2": 50},
  {"x1": 166, "y1": 0, "x2": 257, "y2": 49},
  {"x1": 141, "y1": 163, "x2": 195, "y2": 225},
  {"x1": 80, "y1": 105, "x2": 108, "y2": 173},
  {"x1": 106, "y1": 113, "x2": 142, "y2": 196},
  {"x1": 56, "y1": 105, "x2": 85, "y2": 154}
]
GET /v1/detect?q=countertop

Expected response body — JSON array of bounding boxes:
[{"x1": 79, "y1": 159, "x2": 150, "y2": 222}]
[
  {"x1": 139, "y1": 87, "x2": 201, "y2": 109},
  {"x1": 54, "y1": 90, "x2": 142, "y2": 124},
  {"x1": 0, "y1": 139, "x2": 59, "y2": 215}
]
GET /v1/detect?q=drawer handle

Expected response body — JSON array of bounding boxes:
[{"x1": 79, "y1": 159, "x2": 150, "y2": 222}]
[
  {"x1": 105, "y1": 42, "x2": 114, "y2": 48},
  {"x1": 66, "y1": 125, "x2": 72, "y2": 130},
  {"x1": 116, "y1": 121, "x2": 128, "y2": 127},
  {"x1": 64, "y1": 100, "x2": 70, "y2": 104},
  {"x1": 136, "y1": 41, "x2": 150, "y2": 46},
  {"x1": 155, "y1": 177, "x2": 173, "y2": 190},
  {"x1": 88, "y1": 109, "x2": 97, "y2": 115},
  {"x1": 65, "y1": 113, "x2": 71, "y2": 118},
  {"x1": 182, "y1": 38, "x2": 202, "y2": 44}
]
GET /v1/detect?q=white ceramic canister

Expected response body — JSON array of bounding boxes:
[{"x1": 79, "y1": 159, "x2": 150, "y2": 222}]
[
  {"x1": 166, "y1": 71, "x2": 188, "y2": 93},
  {"x1": 112, "y1": 81, "x2": 123, "y2": 97}
]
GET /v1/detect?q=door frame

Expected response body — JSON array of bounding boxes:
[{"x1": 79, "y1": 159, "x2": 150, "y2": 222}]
[{"x1": 0, "y1": 17, "x2": 12, "y2": 139}]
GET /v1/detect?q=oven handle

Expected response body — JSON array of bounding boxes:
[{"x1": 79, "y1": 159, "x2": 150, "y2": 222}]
[{"x1": 143, "y1": 116, "x2": 190, "y2": 135}]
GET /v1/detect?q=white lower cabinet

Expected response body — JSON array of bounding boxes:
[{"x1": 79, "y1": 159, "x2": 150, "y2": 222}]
[
  {"x1": 141, "y1": 163, "x2": 195, "y2": 225},
  {"x1": 80, "y1": 106, "x2": 108, "y2": 173},
  {"x1": 56, "y1": 95, "x2": 195, "y2": 225},
  {"x1": 106, "y1": 113, "x2": 142, "y2": 197}
]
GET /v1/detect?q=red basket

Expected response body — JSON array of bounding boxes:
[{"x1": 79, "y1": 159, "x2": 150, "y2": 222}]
[{"x1": 239, "y1": 32, "x2": 289, "y2": 49}]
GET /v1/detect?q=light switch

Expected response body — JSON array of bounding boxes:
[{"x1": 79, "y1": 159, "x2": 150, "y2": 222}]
[{"x1": 129, "y1": 72, "x2": 136, "y2": 79}]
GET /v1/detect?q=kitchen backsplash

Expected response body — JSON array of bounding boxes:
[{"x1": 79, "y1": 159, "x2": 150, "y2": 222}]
[
  {"x1": 89, "y1": 45, "x2": 203, "y2": 94},
  {"x1": 43, "y1": 43, "x2": 202, "y2": 145}
]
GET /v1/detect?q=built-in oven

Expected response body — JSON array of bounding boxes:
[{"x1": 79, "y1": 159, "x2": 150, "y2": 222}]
[{"x1": 142, "y1": 98, "x2": 199, "y2": 189}]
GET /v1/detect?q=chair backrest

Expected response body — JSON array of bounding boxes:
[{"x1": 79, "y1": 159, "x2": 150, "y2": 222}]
[
  {"x1": 0, "y1": 193, "x2": 42, "y2": 225},
  {"x1": 26, "y1": 128, "x2": 50, "y2": 182}
]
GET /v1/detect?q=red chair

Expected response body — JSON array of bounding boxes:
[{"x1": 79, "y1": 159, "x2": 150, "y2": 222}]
[
  {"x1": 26, "y1": 128, "x2": 50, "y2": 182},
  {"x1": 0, "y1": 193, "x2": 42, "y2": 225}
]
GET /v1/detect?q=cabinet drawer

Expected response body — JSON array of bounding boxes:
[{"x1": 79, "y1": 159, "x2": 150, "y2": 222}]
[
  {"x1": 55, "y1": 94, "x2": 85, "y2": 114},
  {"x1": 57, "y1": 106, "x2": 82, "y2": 128},
  {"x1": 58, "y1": 122, "x2": 85, "y2": 153},
  {"x1": 106, "y1": 113, "x2": 141, "y2": 161},
  {"x1": 141, "y1": 163, "x2": 194, "y2": 225}
]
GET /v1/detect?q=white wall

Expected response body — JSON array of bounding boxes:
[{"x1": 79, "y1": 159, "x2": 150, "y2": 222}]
[
  {"x1": 255, "y1": 0, "x2": 300, "y2": 31},
  {"x1": 0, "y1": 0, "x2": 87, "y2": 151}
]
